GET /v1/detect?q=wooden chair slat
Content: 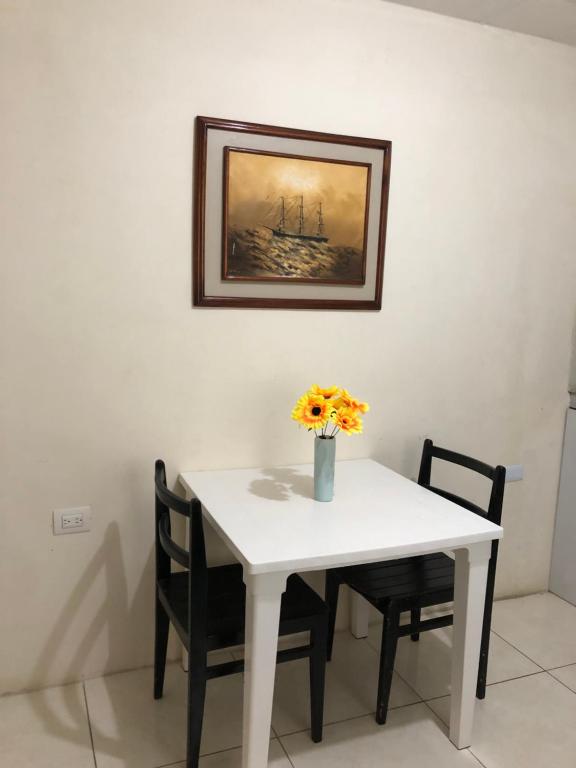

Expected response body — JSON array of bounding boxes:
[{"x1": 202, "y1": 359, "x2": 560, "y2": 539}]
[{"x1": 158, "y1": 515, "x2": 190, "y2": 569}]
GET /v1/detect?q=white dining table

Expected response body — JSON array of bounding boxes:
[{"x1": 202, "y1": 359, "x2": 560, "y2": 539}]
[{"x1": 179, "y1": 458, "x2": 503, "y2": 768}]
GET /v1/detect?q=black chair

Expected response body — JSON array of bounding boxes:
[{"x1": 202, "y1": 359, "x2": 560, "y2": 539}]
[
  {"x1": 154, "y1": 460, "x2": 328, "y2": 768},
  {"x1": 325, "y1": 439, "x2": 506, "y2": 725}
]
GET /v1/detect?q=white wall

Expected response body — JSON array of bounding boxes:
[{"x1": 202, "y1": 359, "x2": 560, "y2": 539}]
[
  {"x1": 1, "y1": 0, "x2": 576, "y2": 694},
  {"x1": 570, "y1": 326, "x2": 576, "y2": 392}
]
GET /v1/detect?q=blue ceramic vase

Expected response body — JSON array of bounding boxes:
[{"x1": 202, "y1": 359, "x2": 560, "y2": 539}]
[{"x1": 314, "y1": 436, "x2": 336, "y2": 502}]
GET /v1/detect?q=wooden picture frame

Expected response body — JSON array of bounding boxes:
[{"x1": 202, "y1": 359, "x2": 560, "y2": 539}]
[{"x1": 193, "y1": 116, "x2": 392, "y2": 310}]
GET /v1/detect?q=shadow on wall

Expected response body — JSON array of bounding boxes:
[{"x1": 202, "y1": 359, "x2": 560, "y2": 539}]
[{"x1": 27, "y1": 522, "x2": 154, "y2": 758}]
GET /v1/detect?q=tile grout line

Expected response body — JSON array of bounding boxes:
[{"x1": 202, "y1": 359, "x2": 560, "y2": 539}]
[
  {"x1": 546, "y1": 661, "x2": 576, "y2": 672},
  {"x1": 378, "y1": 602, "x2": 574, "y2": 676},
  {"x1": 167, "y1": 733, "x2": 290, "y2": 766},
  {"x1": 275, "y1": 695, "x2": 439, "y2": 742},
  {"x1": 273, "y1": 697, "x2": 430, "y2": 741},
  {"x1": 277, "y1": 709, "x2": 423, "y2": 758},
  {"x1": 198, "y1": 745, "x2": 249, "y2": 761},
  {"x1": 267, "y1": 633, "x2": 423, "y2": 743},
  {"x1": 466, "y1": 747, "x2": 489, "y2": 768},
  {"x1": 390, "y1": 666, "x2": 425, "y2": 705},
  {"x1": 369, "y1": 625, "x2": 550, "y2": 696},
  {"x1": 275, "y1": 713, "x2": 372, "y2": 741},
  {"x1": 482, "y1": 668, "x2": 543, "y2": 687},
  {"x1": 361, "y1": 631, "x2": 425, "y2": 705},
  {"x1": 155, "y1": 742, "x2": 245, "y2": 767},
  {"x1": 276, "y1": 734, "x2": 297, "y2": 768},
  {"x1": 81, "y1": 681, "x2": 98, "y2": 768},
  {"x1": 420, "y1": 697, "x2": 486, "y2": 768},
  {"x1": 420, "y1": 667, "x2": 545, "y2": 704},
  {"x1": 158, "y1": 737, "x2": 295, "y2": 768},
  {"x1": 421, "y1": 696, "x2": 445, "y2": 726},
  {"x1": 369, "y1": 630, "x2": 547, "y2": 704},
  {"x1": 546, "y1": 669, "x2": 576, "y2": 696},
  {"x1": 489, "y1": 628, "x2": 547, "y2": 671}
]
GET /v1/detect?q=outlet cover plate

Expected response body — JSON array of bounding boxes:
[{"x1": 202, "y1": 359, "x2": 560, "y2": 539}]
[{"x1": 53, "y1": 506, "x2": 92, "y2": 535}]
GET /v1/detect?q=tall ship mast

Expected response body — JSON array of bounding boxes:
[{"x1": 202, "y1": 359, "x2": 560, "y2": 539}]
[{"x1": 265, "y1": 195, "x2": 329, "y2": 243}]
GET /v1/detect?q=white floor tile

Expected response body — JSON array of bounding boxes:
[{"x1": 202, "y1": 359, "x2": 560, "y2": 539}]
[
  {"x1": 491, "y1": 593, "x2": 576, "y2": 669},
  {"x1": 280, "y1": 704, "x2": 482, "y2": 767},
  {"x1": 427, "y1": 672, "x2": 576, "y2": 768},
  {"x1": 85, "y1": 657, "x2": 255, "y2": 768},
  {"x1": 367, "y1": 623, "x2": 540, "y2": 700},
  {"x1": 270, "y1": 630, "x2": 420, "y2": 736},
  {"x1": 170, "y1": 739, "x2": 292, "y2": 767},
  {"x1": 0, "y1": 683, "x2": 94, "y2": 768},
  {"x1": 549, "y1": 663, "x2": 576, "y2": 693}
]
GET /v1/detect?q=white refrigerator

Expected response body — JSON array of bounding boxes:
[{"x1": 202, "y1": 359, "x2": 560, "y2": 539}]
[{"x1": 550, "y1": 402, "x2": 576, "y2": 606}]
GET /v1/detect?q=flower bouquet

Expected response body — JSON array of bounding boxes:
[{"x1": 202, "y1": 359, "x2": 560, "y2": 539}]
[{"x1": 291, "y1": 385, "x2": 369, "y2": 501}]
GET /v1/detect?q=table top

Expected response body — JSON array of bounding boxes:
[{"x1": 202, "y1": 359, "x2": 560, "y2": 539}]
[{"x1": 179, "y1": 459, "x2": 503, "y2": 575}]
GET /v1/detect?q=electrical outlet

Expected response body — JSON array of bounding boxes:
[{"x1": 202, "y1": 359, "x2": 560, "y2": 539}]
[
  {"x1": 62, "y1": 512, "x2": 84, "y2": 529},
  {"x1": 53, "y1": 506, "x2": 91, "y2": 535}
]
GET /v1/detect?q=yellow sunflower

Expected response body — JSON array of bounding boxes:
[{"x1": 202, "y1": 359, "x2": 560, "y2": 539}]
[
  {"x1": 334, "y1": 389, "x2": 370, "y2": 414},
  {"x1": 292, "y1": 393, "x2": 335, "y2": 429},
  {"x1": 309, "y1": 384, "x2": 340, "y2": 400},
  {"x1": 331, "y1": 406, "x2": 363, "y2": 435}
]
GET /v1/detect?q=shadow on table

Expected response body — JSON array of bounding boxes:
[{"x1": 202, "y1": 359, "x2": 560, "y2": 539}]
[{"x1": 249, "y1": 467, "x2": 313, "y2": 501}]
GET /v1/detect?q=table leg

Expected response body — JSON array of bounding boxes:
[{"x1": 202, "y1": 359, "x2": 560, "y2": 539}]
[
  {"x1": 350, "y1": 590, "x2": 370, "y2": 638},
  {"x1": 450, "y1": 541, "x2": 491, "y2": 748},
  {"x1": 242, "y1": 571, "x2": 288, "y2": 768}
]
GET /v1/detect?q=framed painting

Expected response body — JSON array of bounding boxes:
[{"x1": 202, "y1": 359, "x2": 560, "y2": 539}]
[{"x1": 193, "y1": 116, "x2": 392, "y2": 310}]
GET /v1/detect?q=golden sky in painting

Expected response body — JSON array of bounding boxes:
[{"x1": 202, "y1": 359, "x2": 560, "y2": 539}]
[{"x1": 226, "y1": 149, "x2": 369, "y2": 249}]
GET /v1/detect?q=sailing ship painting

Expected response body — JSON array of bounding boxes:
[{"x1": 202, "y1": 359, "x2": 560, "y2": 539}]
[{"x1": 222, "y1": 148, "x2": 371, "y2": 284}]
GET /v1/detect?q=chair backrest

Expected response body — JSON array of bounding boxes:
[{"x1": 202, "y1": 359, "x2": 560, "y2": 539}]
[
  {"x1": 154, "y1": 460, "x2": 208, "y2": 637},
  {"x1": 417, "y1": 439, "x2": 506, "y2": 526}
]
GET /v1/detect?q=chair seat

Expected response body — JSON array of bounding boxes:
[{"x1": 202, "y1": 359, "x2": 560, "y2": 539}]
[
  {"x1": 334, "y1": 553, "x2": 455, "y2": 608},
  {"x1": 158, "y1": 563, "x2": 327, "y2": 651}
]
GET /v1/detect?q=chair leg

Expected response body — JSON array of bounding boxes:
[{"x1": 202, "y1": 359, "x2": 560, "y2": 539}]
[
  {"x1": 476, "y1": 590, "x2": 494, "y2": 699},
  {"x1": 410, "y1": 606, "x2": 421, "y2": 642},
  {"x1": 477, "y1": 553, "x2": 498, "y2": 699},
  {"x1": 476, "y1": 636, "x2": 489, "y2": 700},
  {"x1": 376, "y1": 604, "x2": 400, "y2": 725},
  {"x1": 309, "y1": 619, "x2": 327, "y2": 743},
  {"x1": 154, "y1": 595, "x2": 170, "y2": 699},
  {"x1": 186, "y1": 669, "x2": 207, "y2": 768},
  {"x1": 325, "y1": 571, "x2": 340, "y2": 662}
]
